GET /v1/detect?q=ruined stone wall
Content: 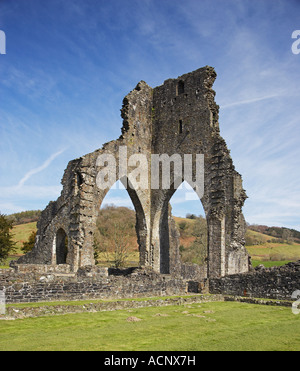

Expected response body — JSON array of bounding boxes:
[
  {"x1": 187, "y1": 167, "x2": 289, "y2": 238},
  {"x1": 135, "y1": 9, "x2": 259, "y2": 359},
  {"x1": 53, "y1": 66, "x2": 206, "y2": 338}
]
[
  {"x1": 2, "y1": 295, "x2": 223, "y2": 319},
  {"x1": 209, "y1": 261, "x2": 300, "y2": 300},
  {"x1": 17, "y1": 66, "x2": 249, "y2": 279},
  {"x1": 150, "y1": 67, "x2": 249, "y2": 277},
  {"x1": 18, "y1": 81, "x2": 154, "y2": 273},
  {"x1": 0, "y1": 267, "x2": 196, "y2": 304},
  {"x1": 3, "y1": 262, "x2": 300, "y2": 303}
]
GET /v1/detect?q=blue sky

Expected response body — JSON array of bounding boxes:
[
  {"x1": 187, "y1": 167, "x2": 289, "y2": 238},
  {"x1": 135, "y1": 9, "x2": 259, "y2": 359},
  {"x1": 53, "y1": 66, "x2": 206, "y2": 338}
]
[{"x1": 0, "y1": 0, "x2": 299, "y2": 230}]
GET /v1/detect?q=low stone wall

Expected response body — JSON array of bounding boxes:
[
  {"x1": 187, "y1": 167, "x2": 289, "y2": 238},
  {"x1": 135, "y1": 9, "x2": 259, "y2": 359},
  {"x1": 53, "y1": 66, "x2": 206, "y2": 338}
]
[
  {"x1": 209, "y1": 261, "x2": 300, "y2": 300},
  {"x1": 3, "y1": 261, "x2": 299, "y2": 305},
  {"x1": 2, "y1": 294, "x2": 224, "y2": 319},
  {"x1": 224, "y1": 296, "x2": 294, "y2": 307},
  {"x1": 11, "y1": 264, "x2": 73, "y2": 275},
  {"x1": 0, "y1": 266, "x2": 204, "y2": 304}
]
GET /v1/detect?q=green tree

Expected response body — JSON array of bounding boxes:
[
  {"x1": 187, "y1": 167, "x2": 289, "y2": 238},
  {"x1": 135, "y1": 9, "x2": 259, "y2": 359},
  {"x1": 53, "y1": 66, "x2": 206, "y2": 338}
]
[
  {"x1": 21, "y1": 230, "x2": 37, "y2": 254},
  {"x1": 178, "y1": 221, "x2": 187, "y2": 231},
  {"x1": 186, "y1": 213, "x2": 197, "y2": 219},
  {"x1": 0, "y1": 213, "x2": 16, "y2": 263},
  {"x1": 282, "y1": 228, "x2": 293, "y2": 244}
]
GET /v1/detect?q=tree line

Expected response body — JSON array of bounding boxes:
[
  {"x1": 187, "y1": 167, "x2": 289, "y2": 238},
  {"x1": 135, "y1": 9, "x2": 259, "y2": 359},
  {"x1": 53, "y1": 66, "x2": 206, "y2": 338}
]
[
  {"x1": 7, "y1": 210, "x2": 41, "y2": 225},
  {"x1": 248, "y1": 224, "x2": 300, "y2": 244}
]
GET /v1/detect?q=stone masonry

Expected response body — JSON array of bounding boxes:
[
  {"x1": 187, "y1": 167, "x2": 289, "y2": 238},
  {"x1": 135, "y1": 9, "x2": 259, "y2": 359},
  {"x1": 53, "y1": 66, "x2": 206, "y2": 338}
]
[
  {"x1": 209, "y1": 261, "x2": 300, "y2": 300},
  {"x1": 16, "y1": 66, "x2": 250, "y2": 279}
]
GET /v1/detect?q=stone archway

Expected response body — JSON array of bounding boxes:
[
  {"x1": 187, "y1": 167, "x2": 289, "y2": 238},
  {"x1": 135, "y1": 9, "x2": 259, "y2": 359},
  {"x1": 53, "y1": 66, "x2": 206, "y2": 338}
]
[
  {"x1": 152, "y1": 180, "x2": 208, "y2": 276},
  {"x1": 93, "y1": 177, "x2": 149, "y2": 269}
]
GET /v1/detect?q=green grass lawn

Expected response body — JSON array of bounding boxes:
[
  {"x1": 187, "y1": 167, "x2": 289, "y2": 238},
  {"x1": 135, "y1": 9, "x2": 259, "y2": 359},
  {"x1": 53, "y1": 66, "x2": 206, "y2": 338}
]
[{"x1": 0, "y1": 301, "x2": 299, "y2": 351}]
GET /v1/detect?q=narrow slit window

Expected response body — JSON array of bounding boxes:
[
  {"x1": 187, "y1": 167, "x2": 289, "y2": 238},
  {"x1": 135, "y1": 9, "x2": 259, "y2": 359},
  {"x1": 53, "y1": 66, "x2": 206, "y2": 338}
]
[
  {"x1": 179, "y1": 120, "x2": 183, "y2": 134},
  {"x1": 177, "y1": 81, "x2": 185, "y2": 95}
]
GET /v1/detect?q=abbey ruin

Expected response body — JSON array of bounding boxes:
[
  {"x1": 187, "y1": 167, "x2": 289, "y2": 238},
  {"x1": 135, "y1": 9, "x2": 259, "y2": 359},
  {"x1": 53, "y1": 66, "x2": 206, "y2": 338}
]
[
  {"x1": 1, "y1": 66, "x2": 299, "y2": 305},
  {"x1": 16, "y1": 66, "x2": 250, "y2": 279}
]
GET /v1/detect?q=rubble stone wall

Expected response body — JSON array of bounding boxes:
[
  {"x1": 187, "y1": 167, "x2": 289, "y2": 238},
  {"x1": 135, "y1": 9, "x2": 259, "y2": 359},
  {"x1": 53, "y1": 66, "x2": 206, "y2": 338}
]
[
  {"x1": 0, "y1": 267, "x2": 199, "y2": 304},
  {"x1": 209, "y1": 261, "x2": 300, "y2": 300}
]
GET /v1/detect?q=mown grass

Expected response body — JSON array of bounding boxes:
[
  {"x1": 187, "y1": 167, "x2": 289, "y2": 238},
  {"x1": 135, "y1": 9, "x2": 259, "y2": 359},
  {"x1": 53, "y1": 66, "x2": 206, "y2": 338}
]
[{"x1": 0, "y1": 301, "x2": 299, "y2": 351}]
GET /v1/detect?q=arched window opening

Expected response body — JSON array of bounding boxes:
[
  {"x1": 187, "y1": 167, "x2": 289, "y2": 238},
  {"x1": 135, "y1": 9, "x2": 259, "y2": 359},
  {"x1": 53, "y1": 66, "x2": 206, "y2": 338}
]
[
  {"x1": 94, "y1": 180, "x2": 140, "y2": 269},
  {"x1": 56, "y1": 228, "x2": 68, "y2": 264},
  {"x1": 169, "y1": 181, "x2": 207, "y2": 267}
]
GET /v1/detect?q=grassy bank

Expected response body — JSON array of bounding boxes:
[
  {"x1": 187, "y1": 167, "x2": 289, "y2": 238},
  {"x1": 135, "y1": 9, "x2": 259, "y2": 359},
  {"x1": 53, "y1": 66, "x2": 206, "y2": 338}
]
[{"x1": 0, "y1": 300, "x2": 299, "y2": 351}]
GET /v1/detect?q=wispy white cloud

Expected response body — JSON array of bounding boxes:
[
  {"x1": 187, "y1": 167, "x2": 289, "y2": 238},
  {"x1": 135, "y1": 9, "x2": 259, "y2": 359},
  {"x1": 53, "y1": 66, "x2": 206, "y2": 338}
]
[
  {"x1": 220, "y1": 93, "x2": 283, "y2": 109},
  {"x1": 17, "y1": 149, "x2": 66, "y2": 188}
]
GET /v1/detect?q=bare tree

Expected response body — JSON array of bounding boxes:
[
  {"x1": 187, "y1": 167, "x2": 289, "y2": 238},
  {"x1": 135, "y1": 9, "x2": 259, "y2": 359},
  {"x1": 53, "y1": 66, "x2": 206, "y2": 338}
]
[{"x1": 94, "y1": 221, "x2": 131, "y2": 268}]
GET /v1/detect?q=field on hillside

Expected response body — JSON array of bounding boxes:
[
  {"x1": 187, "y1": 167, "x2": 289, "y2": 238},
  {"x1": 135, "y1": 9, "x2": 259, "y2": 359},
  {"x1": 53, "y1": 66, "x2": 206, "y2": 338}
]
[
  {"x1": 4, "y1": 209, "x2": 300, "y2": 269},
  {"x1": 173, "y1": 217, "x2": 300, "y2": 267},
  {"x1": 0, "y1": 300, "x2": 299, "y2": 351},
  {"x1": 12, "y1": 222, "x2": 37, "y2": 252},
  {"x1": 0, "y1": 222, "x2": 37, "y2": 268},
  {"x1": 245, "y1": 229, "x2": 300, "y2": 266},
  {"x1": 247, "y1": 242, "x2": 300, "y2": 264}
]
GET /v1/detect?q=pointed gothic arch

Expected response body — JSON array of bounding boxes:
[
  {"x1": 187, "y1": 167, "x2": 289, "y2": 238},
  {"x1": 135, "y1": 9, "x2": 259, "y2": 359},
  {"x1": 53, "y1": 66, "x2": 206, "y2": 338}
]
[
  {"x1": 170, "y1": 181, "x2": 207, "y2": 260},
  {"x1": 94, "y1": 178, "x2": 148, "y2": 269},
  {"x1": 151, "y1": 179, "x2": 208, "y2": 275}
]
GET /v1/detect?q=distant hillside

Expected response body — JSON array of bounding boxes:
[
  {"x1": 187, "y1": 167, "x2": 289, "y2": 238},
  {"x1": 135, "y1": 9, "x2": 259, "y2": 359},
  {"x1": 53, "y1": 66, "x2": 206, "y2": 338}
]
[
  {"x1": 94, "y1": 205, "x2": 138, "y2": 252},
  {"x1": 7, "y1": 207, "x2": 300, "y2": 269},
  {"x1": 248, "y1": 224, "x2": 300, "y2": 243},
  {"x1": 12, "y1": 222, "x2": 37, "y2": 253},
  {"x1": 7, "y1": 210, "x2": 41, "y2": 226}
]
